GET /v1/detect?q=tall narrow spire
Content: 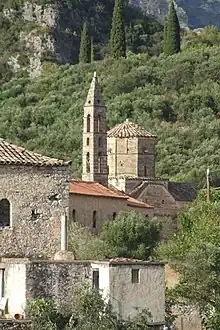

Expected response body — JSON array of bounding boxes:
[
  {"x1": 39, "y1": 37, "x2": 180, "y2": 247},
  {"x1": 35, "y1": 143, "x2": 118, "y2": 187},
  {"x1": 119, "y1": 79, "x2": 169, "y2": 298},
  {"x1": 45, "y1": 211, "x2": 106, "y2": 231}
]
[
  {"x1": 82, "y1": 72, "x2": 108, "y2": 186},
  {"x1": 84, "y1": 72, "x2": 105, "y2": 107}
]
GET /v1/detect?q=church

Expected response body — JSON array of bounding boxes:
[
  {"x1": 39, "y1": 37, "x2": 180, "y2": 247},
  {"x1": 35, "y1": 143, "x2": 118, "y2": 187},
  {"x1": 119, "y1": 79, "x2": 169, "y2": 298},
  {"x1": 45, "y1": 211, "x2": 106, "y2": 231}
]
[{"x1": 69, "y1": 71, "x2": 198, "y2": 229}]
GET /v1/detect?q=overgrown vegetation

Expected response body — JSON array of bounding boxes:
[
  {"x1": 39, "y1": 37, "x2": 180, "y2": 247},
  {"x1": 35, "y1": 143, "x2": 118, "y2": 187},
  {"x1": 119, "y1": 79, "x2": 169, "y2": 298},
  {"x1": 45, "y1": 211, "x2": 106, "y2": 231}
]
[
  {"x1": 68, "y1": 211, "x2": 161, "y2": 260},
  {"x1": 28, "y1": 283, "x2": 152, "y2": 330},
  {"x1": 158, "y1": 189, "x2": 220, "y2": 328},
  {"x1": 1, "y1": 27, "x2": 220, "y2": 181}
]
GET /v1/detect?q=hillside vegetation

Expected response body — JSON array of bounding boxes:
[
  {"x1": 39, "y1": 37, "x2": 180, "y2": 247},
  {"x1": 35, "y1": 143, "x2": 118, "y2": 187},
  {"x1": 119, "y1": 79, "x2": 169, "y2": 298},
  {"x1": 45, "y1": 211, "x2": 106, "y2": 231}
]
[{"x1": 1, "y1": 32, "x2": 220, "y2": 183}]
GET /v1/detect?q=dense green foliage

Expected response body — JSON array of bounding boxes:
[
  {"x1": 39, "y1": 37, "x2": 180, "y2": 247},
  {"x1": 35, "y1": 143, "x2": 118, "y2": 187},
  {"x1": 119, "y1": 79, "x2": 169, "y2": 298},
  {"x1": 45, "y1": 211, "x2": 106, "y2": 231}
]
[
  {"x1": 158, "y1": 194, "x2": 220, "y2": 328},
  {"x1": 100, "y1": 211, "x2": 161, "y2": 260},
  {"x1": 68, "y1": 212, "x2": 161, "y2": 260},
  {"x1": 110, "y1": 0, "x2": 126, "y2": 59},
  {"x1": 164, "y1": 1, "x2": 180, "y2": 55},
  {"x1": 1, "y1": 32, "x2": 220, "y2": 182},
  {"x1": 79, "y1": 23, "x2": 90, "y2": 64},
  {"x1": 28, "y1": 284, "x2": 151, "y2": 329}
]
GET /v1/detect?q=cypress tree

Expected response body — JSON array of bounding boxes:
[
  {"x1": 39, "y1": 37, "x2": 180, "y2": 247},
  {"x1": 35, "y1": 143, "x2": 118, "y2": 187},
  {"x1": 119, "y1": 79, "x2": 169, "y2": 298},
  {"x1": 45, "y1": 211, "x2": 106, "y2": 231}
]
[
  {"x1": 110, "y1": 0, "x2": 126, "y2": 60},
  {"x1": 90, "y1": 37, "x2": 94, "y2": 63},
  {"x1": 79, "y1": 23, "x2": 90, "y2": 63},
  {"x1": 164, "y1": 0, "x2": 180, "y2": 56}
]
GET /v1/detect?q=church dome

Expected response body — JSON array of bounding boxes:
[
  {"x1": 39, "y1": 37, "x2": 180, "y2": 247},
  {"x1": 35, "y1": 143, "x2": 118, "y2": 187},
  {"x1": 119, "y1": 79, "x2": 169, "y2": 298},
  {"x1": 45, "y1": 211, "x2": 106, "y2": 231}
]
[{"x1": 107, "y1": 119, "x2": 156, "y2": 138}]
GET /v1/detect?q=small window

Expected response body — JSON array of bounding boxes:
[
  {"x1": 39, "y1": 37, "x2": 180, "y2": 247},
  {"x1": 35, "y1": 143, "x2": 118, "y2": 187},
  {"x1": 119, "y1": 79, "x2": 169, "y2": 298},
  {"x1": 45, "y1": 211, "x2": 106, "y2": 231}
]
[
  {"x1": 31, "y1": 210, "x2": 40, "y2": 221},
  {"x1": 86, "y1": 152, "x2": 90, "y2": 173},
  {"x1": 97, "y1": 115, "x2": 101, "y2": 132},
  {"x1": 132, "y1": 269, "x2": 140, "y2": 284},
  {"x1": 92, "y1": 270, "x2": 99, "y2": 289},
  {"x1": 113, "y1": 212, "x2": 117, "y2": 220},
  {"x1": 162, "y1": 200, "x2": 165, "y2": 204},
  {"x1": 88, "y1": 100, "x2": 91, "y2": 104},
  {"x1": 87, "y1": 138, "x2": 89, "y2": 146},
  {"x1": 98, "y1": 152, "x2": 102, "y2": 172},
  {"x1": 144, "y1": 166, "x2": 147, "y2": 177},
  {"x1": 72, "y1": 209, "x2": 76, "y2": 222},
  {"x1": 92, "y1": 211, "x2": 97, "y2": 228},
  {"x1": 0, "y1": 269, "x2": 5, "y2": 298},
  {"x1": 98, "y1": 137, "x2": 102, "y2": 147},
  {"x1": 87, "y1": 114, "x2": 91, "y2": 132},
  {"x1": 145, "y1": 214, "x2": 149, "y2": 219},
  {"x1": 0, "y1": 199, "x2": 10, "y2": 227}
]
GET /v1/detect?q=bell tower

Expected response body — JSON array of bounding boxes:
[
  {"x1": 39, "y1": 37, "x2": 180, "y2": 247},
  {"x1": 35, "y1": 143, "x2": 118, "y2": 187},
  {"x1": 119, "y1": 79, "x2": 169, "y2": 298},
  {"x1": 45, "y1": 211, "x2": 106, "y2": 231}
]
[{"x1": 82, "y1": 72, "x2": 108, "y2": 186}]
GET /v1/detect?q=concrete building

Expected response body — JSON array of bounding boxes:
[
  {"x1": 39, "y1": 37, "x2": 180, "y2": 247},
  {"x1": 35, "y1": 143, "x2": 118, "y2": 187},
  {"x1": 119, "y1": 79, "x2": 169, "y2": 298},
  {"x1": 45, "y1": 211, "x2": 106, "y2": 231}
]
[
  {"x1": 0, "y1": 138, "x2": 71, "y2": 259},
  {"x1": 0, "y1": 257, "x2": 165, "y2": 327},
  {"x1": 69, "y1": 180, "x2": 154, "y2": 232}
]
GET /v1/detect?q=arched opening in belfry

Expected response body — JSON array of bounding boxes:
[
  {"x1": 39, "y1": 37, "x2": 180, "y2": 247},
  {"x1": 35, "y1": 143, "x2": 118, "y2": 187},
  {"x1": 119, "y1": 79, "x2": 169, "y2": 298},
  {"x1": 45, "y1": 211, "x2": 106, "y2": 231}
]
[
  {"x1": 97, "y1": 115, "x2": 101, "y2": 132},
  {"x1": 87, "y1": 115, "x2": 91, "y2": 132},
  {"x1": 0, "y1": 199, "x2": 10, "y2": 227},
  {"x1": 98, "y1": 152, "x2": 102, "y2": 172},
  {"x1": 86, "y1": 152, "x2": 90, "y2": 173}
]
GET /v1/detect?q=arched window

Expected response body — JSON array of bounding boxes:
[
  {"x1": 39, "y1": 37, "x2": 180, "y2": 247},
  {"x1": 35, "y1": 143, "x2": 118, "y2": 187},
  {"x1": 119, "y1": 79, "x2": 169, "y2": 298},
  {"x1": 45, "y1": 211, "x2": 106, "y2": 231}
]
[
  {"x1": 98, "y1": 137, "x2": 102, "y2": 147},
  {"x1": 0, "y1": 199, "x2": 10, "y2": 227},
  {"x1": 86, "y1": 152, "x2": 90, "y2": 173},
  {"x1": 87, "y1": 115, "x2": 91, "y2": 132},
  {"x1": 98, "y1": 152, "x2": 102, "y2": 172},
  {"x1": 144, "y1": 166, "x2": 147, "y2": 177},
  {"x1": 72, "y1": 209, "x2": 76, "y2": 222},
  {"x1": 92, "y1": 211, "x2": 97, "y2": 228},
  {"x1": 97, "y1": 115, "x2": 101, "y2": 132},
  {"x1": 87, "y1": 138, "x2": 90, "y2": 146},
  {"x1": 113, "y1": 212, "x2": 117, "y2": 220}
]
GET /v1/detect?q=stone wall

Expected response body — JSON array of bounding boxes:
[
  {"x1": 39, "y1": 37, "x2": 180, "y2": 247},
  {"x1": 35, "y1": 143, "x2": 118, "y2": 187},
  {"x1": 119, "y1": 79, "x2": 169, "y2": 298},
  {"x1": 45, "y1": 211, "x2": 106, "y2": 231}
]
[
  {"x1": 1, "y1": 259, "x2": 91, "y2": 318},
  {"x1": 0, "y1": 321, "x2": 31, "y2": 330},
  {"x1": 0, "y1": 164, "x2": 70, "y2": 259},
  {"x1": 107, "y1": 136, "x2": 156, "y2": 179},
  {"x1": 26, "y1": 261, "x2": 91, "y2": 313}
]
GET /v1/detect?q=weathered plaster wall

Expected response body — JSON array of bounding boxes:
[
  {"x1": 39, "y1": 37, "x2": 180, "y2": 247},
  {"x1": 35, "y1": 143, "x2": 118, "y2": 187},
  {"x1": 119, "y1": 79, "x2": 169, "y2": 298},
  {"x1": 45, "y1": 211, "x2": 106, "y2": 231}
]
[
  {"x1": 69, "y1": 194, "x2": 126, "y2": 232},
  {"x1": 26, "y1": 261, "x2": 91, "y2": 313},
  {"x1": 0, "y1": 164, "x2": 70, "y2": 259},
  {"x1": 91, "y1": 262, "x2": 110, "y2": 300},
  {"x1": 69, "y1": 194, "x2": 152, "y2": 233},
  {"x1": 4, "y1": 261, "x2": 26, "y2": 318},
  {"x1": 109, "y1": 263, "x2": 165, "y2": 322}
]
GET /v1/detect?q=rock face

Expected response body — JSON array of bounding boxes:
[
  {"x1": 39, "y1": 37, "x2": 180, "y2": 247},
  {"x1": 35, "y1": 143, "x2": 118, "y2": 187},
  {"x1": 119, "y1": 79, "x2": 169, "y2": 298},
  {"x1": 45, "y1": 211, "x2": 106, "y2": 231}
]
[{"x1": 129, "y1": 0, "x2": 220, "y2": 29}]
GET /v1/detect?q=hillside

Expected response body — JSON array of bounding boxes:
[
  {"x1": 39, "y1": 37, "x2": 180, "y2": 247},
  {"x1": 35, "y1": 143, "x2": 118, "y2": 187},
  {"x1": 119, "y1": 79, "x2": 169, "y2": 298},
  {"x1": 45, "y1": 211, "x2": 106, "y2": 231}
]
[
  {"x1": 0, "y1": 0, "x2": 162, "y2": 76},
  {"x1": 131, "y1": 0, "x2": 220, "y2": 29},
  {"x1": 1, "y1": 39, "x2": 220, "y2": 184}
]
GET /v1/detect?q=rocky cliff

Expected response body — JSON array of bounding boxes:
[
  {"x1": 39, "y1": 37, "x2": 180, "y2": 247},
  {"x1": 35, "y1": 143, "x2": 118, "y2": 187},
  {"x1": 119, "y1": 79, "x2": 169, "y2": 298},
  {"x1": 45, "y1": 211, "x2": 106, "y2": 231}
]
[{"x1": 130, "y1": 0, "x2": 220, "y2": 29}]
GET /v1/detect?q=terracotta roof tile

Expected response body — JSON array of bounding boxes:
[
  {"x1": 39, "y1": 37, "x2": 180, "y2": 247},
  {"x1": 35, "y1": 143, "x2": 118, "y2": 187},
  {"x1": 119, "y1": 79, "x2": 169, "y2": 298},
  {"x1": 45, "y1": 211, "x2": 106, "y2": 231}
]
[
  {"x1": 70, "y1": 181, "x2": 153, "y2": 209},
  {"x1": 70, "y1": 181, "x2": 127, "y2": 199},
  {"x1": 0, "y1": 139, "x2": 71, "y2": 166},
  {"x1": 108, "y1": 119, "x2": 156, "y2": 138}
]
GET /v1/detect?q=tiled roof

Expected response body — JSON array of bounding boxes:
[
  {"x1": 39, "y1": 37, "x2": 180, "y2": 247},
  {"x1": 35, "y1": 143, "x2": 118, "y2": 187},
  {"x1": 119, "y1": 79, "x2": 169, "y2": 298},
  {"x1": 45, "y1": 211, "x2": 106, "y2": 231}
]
[
  {"x1": 70, "y1": 180, "x2": 152, "y2": 208},
  {"x1": 107, "y1": 119, "x2": 156, "y2": 138},
  {"x1": 70, "y1": 181, "x2": 127, "y2": 199},
  {"x1": 127, "y1": 196, "x2": 153, "y2": 209},
  {"x1": 168, "y1": 182, "x2": 198, "y2": 202},
  {"x1": 0, "y1": 139, "x2": 70, "y2": 166}
]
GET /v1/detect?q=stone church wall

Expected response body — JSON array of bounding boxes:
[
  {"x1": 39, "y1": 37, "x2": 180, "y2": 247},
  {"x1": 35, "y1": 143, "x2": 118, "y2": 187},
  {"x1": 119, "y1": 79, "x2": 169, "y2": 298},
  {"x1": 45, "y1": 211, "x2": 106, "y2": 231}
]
[{"x1": 0, "y1": 164, "x2": 70, "y2": 259}]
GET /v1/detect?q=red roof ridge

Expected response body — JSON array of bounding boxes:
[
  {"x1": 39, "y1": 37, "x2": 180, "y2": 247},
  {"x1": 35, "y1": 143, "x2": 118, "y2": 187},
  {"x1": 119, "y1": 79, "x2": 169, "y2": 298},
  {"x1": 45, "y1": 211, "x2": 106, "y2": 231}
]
[{"x1": 70, "y1": 181, "x2": 153, "y2": 208}]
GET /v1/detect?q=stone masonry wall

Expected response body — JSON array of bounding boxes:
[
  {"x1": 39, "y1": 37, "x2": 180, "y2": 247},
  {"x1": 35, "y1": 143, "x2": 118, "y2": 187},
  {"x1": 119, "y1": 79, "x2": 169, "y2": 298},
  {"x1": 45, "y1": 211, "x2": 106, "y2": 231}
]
[
  {"x1": 0, "y1": 164, "x2": 70, "y2": 259},
  {"x1": 0, "y1": 321, "x2": 31, "y2": 330},
  {"x1": 26, "y1": 261, "x2": 91, "y2": 314}
]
